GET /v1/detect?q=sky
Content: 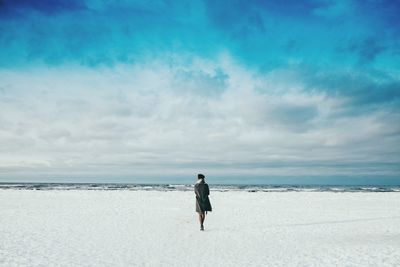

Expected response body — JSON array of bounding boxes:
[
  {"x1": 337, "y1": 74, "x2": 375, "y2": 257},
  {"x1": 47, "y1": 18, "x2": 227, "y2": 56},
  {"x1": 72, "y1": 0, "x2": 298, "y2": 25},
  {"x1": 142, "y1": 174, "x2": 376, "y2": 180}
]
[{"x1": 0, "y1": 0, "x2": 399, "y2": 184}]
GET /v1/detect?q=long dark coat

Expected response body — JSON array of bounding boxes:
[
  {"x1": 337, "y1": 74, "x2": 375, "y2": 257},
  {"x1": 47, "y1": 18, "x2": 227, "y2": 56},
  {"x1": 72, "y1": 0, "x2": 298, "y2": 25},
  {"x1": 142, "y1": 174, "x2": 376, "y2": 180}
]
[{"x1": 194, "y1": 180, "x2": 212, "y2": 213}]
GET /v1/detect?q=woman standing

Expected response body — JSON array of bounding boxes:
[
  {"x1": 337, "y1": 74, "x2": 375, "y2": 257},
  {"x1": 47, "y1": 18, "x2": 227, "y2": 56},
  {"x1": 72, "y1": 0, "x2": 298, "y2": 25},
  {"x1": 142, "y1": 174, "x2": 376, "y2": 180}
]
[{"x1": 194, "y1": 174, "x2": 212, "y2": 231}]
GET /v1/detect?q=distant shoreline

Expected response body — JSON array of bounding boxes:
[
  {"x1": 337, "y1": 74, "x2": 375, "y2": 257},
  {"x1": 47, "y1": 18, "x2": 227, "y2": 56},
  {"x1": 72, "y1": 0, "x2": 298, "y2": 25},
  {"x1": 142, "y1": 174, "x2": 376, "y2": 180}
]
[{"x1": 0, "y1": 182, "x2": 399, "y2": 192}]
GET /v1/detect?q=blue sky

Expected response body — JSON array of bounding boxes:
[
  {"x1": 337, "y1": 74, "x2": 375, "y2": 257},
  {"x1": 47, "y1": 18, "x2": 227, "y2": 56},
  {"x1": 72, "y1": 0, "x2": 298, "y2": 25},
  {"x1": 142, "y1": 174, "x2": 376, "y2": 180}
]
[{"x1": 0, "y1": 0, "x2": 399, "y2": 184}]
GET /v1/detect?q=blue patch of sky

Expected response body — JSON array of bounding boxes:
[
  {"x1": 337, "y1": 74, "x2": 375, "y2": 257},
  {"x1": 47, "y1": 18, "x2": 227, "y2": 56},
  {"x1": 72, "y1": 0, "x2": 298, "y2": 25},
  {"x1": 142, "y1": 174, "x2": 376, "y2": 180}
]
[
  {"x1": 0, "y1": 0, "x2": 399, "y2": 71},
  {"x1": 0, "y1": 0, "x2": 399, "y2": 123}
]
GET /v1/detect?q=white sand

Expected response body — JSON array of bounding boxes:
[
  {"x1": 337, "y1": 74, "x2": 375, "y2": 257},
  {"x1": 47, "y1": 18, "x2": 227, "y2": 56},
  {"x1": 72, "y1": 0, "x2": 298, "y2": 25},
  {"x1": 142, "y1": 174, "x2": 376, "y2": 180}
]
[{"x1": 1, "y1": 190, "x2": 399, "y2": 266}]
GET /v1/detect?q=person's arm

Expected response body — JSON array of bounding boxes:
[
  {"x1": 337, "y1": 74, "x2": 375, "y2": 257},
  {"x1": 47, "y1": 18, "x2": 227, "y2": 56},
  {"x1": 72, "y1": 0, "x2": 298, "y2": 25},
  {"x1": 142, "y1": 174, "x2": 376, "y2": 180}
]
[{"x1": 206, "y1": 184, "x2": 210, "y2": 196}]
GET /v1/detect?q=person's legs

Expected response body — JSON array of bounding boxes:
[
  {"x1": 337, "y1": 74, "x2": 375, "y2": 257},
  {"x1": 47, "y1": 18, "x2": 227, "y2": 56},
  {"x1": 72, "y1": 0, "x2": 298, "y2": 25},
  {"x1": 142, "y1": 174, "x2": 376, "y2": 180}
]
[
  {"x1": 198, "y1": 212, "x2": 203, "y2": 225},
  {"x1": 198, "y1": 212, "x2": 205, "y2": 230}
]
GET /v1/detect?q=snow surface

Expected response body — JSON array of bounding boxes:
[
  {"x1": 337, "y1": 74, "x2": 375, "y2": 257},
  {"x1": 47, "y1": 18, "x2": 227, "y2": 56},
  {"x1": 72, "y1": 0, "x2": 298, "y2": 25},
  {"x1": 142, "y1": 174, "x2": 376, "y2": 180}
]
[{"x1": 1, "y1": 190, "x2": 399, "y2": 266}]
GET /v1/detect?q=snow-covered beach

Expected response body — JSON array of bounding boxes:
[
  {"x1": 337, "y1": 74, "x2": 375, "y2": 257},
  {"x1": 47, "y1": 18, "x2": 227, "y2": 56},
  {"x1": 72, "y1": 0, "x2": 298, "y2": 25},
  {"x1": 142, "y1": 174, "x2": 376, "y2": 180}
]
[{"x1": 1, "y1": 189, "x2": 399, "y2": 266}]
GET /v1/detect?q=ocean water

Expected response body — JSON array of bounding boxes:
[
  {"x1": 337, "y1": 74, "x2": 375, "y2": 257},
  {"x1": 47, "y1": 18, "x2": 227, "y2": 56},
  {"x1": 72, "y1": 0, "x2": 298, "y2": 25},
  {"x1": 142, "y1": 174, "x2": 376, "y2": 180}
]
[{"x1": 0, "y1": 183, "x2": 399, "y2": 192}]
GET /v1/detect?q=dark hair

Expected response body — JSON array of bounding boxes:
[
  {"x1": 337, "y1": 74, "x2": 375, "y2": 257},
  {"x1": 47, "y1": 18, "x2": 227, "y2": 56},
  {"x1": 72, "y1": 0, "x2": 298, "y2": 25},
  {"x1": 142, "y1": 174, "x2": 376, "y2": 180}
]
[{"x1": 198, "y1": 173, "x2": 205, "y2": 179}]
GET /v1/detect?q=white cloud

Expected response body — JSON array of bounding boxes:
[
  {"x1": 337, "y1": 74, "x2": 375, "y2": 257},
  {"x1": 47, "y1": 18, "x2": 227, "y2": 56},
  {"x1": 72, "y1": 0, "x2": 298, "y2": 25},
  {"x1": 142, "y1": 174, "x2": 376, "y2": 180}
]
[{"x1": 0, "y1": 55, "x2": 399, "y2": 180}]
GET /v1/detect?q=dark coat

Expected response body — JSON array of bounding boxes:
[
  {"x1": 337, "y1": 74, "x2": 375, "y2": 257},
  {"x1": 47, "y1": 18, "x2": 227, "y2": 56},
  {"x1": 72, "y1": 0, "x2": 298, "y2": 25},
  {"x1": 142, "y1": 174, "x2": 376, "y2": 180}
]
[{"x1": 194, "y1": 180, "x2": 212, "y2": 213}]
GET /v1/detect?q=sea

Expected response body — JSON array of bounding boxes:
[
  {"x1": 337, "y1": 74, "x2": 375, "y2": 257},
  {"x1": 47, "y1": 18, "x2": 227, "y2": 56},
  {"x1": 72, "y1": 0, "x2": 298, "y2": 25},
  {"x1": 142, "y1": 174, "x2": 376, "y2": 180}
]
[{"x1": 0, "y1": 183, "x2": 399, "y2": 192}]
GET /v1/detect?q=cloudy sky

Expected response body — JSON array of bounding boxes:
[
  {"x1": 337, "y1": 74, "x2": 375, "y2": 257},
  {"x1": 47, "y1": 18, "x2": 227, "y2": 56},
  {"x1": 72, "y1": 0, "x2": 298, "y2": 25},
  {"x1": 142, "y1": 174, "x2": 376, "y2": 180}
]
[{"x1": 0, "y1": 0, "x2": 399, "y2": 184}]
